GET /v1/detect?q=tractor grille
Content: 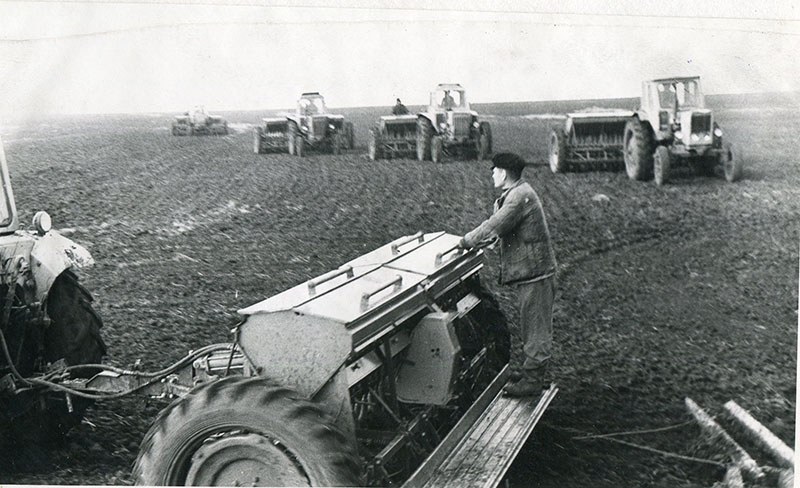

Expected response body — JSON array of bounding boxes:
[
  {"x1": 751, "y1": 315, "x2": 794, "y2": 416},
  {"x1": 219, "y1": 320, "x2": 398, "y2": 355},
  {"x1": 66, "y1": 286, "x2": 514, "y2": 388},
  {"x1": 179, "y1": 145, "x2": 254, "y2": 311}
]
[
  {"x1": 313, "y1": 117, "x2": 329, "y2": 136},
  {"x1": 452, "y1": 114, "x2": 472, "y2": 138},
  {"x1": 691, "y1": 113, "x2": 711, "y2": 134}
]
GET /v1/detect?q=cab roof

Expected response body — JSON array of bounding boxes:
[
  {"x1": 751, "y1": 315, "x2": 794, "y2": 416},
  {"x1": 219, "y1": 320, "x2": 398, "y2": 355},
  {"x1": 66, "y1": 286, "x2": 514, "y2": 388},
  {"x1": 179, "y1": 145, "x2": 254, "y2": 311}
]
[
  {"x1": 647, "y1": 76, "x2": 701, "y2": 84},
  {"x1": 433, "y1": 83, "x2": 464, "y2": 91}
]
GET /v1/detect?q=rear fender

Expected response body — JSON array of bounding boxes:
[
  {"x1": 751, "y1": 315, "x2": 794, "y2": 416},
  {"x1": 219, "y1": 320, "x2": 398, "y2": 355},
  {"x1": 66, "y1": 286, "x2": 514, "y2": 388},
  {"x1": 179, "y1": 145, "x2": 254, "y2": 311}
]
[
  {"x1": 419, "y1": 113, "x2": 439, "y2": 134},
  {"x1": 30, "y1": 231, "x2": 94, "y2": 302}
]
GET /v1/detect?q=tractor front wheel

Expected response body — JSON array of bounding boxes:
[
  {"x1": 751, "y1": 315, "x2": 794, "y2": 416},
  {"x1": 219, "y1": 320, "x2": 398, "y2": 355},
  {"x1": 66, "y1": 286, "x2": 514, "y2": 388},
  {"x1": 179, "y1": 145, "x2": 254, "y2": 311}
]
[
  {"x1": 548, "y1": 129, "x2": 567, "y2": 173},
  {"x1": 653, "y1": 146, "x2": 671, "y2": 186},
  {"x1": 133, "y1": 377, "x2": 361, "y2": 487},
  {"x1": 623, "y1": 118, "x2": 654, "y2": 181},
  {"x1": 721, "y1": 143, "x2": 743, "y2": 182},
  {"x1": 416, "y1": 118, "x2": 432, "y2": 161}
]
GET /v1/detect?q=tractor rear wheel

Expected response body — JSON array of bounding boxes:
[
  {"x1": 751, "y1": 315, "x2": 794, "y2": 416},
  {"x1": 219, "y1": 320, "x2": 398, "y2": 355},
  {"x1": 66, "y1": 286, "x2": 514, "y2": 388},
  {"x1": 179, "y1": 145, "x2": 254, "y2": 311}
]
[
  {"x1": 479, "y1": 121, "x2": 493, "y2": 154},
  {"x1": 41, "y1": 270, "x2": 106, "y2": 436},
  {"x1": 367, "y1": 129, "x2": 381, "y2": 161},
  {"x1": 721, "y1": 143, "x2": 742, "y2": 182},
  {"x1": 45, "y1": 270, "x2": 106, "y2": 371},
  {"x1": 653, "y1": 146, "x2": 671, "y2": 186},
  {"x1": 416, "y1": 118, "x2": 432, "y2": 161},
  {"x1": 548, "y1": 129, "x2": 567, "y2": 173},
  {"x1": 431, "y1": 136, "x2": 444, "y2": 163},
  {"x1": 345, "y1": 122, "x2": 355, "y2": 149},
  {"x1": 133, "y1": 377, "x2": 361, "y2": 487},
  {"x1": 623, "y1": 118, "x2": 654, "y2": 181}
]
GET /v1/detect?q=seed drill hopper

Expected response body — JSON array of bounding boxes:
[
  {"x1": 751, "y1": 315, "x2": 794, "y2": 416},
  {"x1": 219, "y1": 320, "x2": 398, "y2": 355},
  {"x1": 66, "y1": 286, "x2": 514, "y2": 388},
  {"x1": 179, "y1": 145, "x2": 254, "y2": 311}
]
[
  {"x1": 29, "y1": 231, "x2": 556, "y2": 486},
  {"x1": 548, "y1": 110, "x2": 633, "y2": 173}
]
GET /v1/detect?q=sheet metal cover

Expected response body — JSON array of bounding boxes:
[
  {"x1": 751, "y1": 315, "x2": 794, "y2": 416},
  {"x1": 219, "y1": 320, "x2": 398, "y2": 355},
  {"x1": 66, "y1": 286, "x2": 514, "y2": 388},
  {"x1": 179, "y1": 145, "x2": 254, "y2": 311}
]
[
  {"x1": 238, "y1": 232, "x2": 444, "y2": 315},
  {"x1": 295, "y1": 267, "x2": 427, "y2": 324},
  {"x1": 387, "y1": 233, "x2": 467, "y2": 276}
]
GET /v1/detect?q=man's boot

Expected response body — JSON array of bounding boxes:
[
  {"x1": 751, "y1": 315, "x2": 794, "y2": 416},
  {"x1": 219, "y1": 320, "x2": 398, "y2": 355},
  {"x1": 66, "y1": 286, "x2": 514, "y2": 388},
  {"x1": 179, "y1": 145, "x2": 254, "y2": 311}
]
[{"x1": 503, "y1": 365, "x2": 547, "y2": 397}]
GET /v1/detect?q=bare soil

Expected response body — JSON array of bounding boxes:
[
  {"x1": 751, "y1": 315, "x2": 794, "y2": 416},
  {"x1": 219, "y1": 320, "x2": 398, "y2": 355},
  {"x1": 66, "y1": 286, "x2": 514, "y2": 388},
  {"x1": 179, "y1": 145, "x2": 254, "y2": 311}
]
[{"x1": 0, "y1": 92, "x2": 796, "y2": 486}]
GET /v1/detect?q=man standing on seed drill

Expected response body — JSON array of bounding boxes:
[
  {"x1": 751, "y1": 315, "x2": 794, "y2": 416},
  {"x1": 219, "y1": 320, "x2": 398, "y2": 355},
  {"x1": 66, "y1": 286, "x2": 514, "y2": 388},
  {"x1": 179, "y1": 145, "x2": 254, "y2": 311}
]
[{"x1": 458, "y1": 152, "x2": 557, "y2": 397}]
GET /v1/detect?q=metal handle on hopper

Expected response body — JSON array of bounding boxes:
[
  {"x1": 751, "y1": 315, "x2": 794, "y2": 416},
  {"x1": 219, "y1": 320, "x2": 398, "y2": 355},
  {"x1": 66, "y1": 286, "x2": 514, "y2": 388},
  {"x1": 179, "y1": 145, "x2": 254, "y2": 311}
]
[
  {"x1": 307, "y1": 266, "x2": 355, "y2": 296},
  {"x1": 435, "y1": 245, "x2": 464, "y2": 267},
  {"x1": 390, "y1": 232, "x2": 425, "y2": 255},
  {"x1": 360, "y1": 275, "x2": 403, "y2": 311}
]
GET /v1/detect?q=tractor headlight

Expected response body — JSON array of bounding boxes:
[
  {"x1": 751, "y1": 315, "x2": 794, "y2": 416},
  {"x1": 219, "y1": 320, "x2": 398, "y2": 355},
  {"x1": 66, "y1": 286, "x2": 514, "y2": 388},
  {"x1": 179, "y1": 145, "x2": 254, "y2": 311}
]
[
  {"x1": 674, "y1": 131, "x2": 683, "y2": 140},
  {"x1": 439, "y1": 122, "x2": 447, "y2": 130},
  {"x1": 704, "y1": 134, "x2": 711, "y2": 142},
  {"x1": 714, "y1": 127, "x2": 723, "y2": 137},
  {"x1": 473, "y1": 121, "x2": 480, "y2": 128},
  {"x1": 328, "y1": 124, "x2": 335, "y2": 130},
  {"x1": 33, "y1": 211, "x2": 52, "y2": 236},
  {"x1": 691, "y1": 133, "x2": 699, "y2": 142}
]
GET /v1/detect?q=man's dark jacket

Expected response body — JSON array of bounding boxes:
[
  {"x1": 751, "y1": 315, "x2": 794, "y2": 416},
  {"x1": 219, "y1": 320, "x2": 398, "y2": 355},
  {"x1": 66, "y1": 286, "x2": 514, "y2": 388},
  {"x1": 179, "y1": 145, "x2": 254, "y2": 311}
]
[{"x1": 461, "y1": 180, "x2": 557, "y2": 284}]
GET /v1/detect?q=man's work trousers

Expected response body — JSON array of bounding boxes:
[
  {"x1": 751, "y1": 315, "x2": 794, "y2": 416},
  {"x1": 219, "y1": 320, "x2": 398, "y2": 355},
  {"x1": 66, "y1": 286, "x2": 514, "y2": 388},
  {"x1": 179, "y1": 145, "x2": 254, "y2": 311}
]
[{"x1": 514, "y1": 275, "x2": 555, "y2": 373}]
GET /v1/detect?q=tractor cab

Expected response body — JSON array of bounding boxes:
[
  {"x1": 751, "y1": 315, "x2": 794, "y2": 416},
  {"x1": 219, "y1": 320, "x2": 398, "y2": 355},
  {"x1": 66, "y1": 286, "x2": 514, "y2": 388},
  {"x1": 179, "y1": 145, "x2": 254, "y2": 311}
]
[
  {"x1": 429, "y1": 84, "x2": 470, "y2": 113},
  {"x1": 641, "y1": 76, "x2": 715, "y2": 149},
  {"x1": 645, "y1": 77, "x2": 705, "y2": 113},
  {"x1": 297, "y1": 93, "x2": 328, "y2": 117}
]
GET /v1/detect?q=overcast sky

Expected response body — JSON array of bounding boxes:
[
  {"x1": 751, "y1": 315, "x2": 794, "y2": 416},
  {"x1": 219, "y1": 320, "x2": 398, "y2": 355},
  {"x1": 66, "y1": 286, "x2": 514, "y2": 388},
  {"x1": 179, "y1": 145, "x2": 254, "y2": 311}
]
[{"x1": 0, "y1": 0, "x2": 798, "y2": 117}]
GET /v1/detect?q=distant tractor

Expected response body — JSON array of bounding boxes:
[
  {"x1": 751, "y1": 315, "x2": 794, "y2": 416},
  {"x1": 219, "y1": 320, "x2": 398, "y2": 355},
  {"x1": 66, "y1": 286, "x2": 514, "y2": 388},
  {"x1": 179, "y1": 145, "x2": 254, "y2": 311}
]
[
  {"x1": 548, "y1": 110, "x2": 633, "y2": 173},
  {"x1": 624, "y1": 76, "x2": 742, "y2": 185},
  {"x1": 416, "y1": 84, "x2": 492, "y2": 162},
  {"x1": 253, "y1": 93, "x2": 354, "y2": 156},
  {"x1": 172, "y1": 107, "x2": 229, "y2": 136}
]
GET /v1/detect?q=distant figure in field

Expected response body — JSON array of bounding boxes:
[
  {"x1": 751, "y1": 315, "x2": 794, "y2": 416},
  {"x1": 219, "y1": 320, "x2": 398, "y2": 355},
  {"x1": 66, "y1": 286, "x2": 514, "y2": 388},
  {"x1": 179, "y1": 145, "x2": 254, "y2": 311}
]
[{"x1": 392, "y1": 98, "x2": 409, "y2": 115}]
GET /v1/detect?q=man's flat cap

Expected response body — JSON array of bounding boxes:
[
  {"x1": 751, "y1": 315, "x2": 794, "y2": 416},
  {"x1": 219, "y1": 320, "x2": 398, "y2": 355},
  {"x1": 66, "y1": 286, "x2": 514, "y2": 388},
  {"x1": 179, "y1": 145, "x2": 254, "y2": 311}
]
[{"x1": 491, "y1": 152, "x2": 527, "y2": 172}]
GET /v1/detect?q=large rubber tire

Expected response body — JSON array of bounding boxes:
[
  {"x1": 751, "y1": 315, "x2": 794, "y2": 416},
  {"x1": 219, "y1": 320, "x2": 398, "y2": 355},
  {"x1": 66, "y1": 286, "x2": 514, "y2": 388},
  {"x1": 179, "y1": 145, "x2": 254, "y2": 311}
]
[
  {"x1": 431, "y1": 135, "x2": 444, "y2": 163},
  {"x1": 548, "y1": 129, "x2": 567, "y2": 173},
  {"x1": 623, "y1": 118, "x2": 654, "y2": 181},
  {"x1": 653, "y1": 145, "x2": 671, "y2": 186},
  {"x1": 44, "y1": 270, "x2": 106, "y2": 370},
  {"x1": 287, "y1": 123, "x2": 298, "y2": 156},
  {"x1": 41, "y1": 270, "x2": 106, "y2": 437},
  {"x1": 133, "y1": 377, "x2": 361, "y2": 487},
  {"x1": 367, "y1": 129, "x2": 380, "y2": 161},
  {"x1": 253, "y1": 127, "x2": 264, "y2": 154},
  {"x1": 416, "y1": 118, "x2": 432, "y2": 161},
  {"x1": 721, "y1": 143, "x2": 743, "y2": 182},
  {"x1": 479, "y1": 121, "x2": 493, "y2": 154},
  {"x1": 332, "y1": 133, "x2": 347, "y2": 155},
  {"x1": 345, "y1": 122, "x2": 355, "y2": 149}
]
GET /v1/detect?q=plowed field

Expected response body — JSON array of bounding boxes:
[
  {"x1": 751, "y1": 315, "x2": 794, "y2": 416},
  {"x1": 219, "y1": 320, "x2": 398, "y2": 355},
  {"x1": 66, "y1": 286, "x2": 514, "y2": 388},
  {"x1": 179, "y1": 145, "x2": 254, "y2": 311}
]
[{"x1": 1, "y1": 92, "x2": 797, "y2": 486}]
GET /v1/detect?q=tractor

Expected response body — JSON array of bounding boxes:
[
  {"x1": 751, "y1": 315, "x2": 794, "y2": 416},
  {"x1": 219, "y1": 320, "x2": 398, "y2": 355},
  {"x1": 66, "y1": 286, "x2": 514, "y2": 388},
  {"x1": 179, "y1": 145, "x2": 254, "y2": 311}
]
[
  {"x1": 172, "y1": 107, "x2": 229, "y2": 136},
  {"x1": 282, "y1": 92, "x2": 355, "y2": 156},
  {"x1": 0, "y1": 137, "x2": 106, "y2": 442},
  {"x1": 415, "y1": 84, "x2": 492, "y2": 163},
  {"x1": 623, "y1": 76, "x2": 742, "y2": 185}
]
